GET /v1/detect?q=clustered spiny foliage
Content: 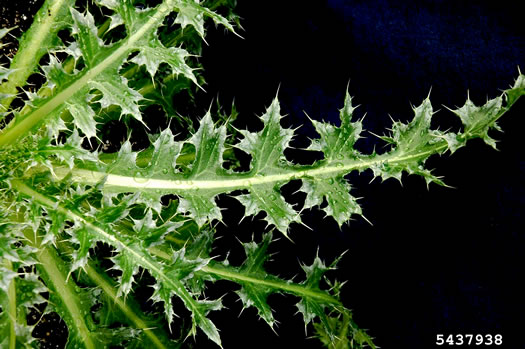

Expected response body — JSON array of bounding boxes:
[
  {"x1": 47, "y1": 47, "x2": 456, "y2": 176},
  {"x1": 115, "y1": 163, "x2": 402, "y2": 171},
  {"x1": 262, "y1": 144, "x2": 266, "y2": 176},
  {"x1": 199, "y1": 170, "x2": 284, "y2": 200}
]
[{"x1": 0, "y1": 1, "x2": 523, "y2": 348}]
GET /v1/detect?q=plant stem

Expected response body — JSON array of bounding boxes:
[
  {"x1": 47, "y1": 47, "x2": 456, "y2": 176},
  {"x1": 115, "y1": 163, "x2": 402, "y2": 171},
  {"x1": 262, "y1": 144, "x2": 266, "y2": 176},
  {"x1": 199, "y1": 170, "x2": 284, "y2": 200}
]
[
  {"x1": 8, "y1": 206, "x2": 97, "y2": 349},
  {"x1": 35, "y1": 245, "x2": 96, "y2": 349},
  {"x1": 11, "y1": 178, "x2": 223, "y2": 346},
  {"x1": 83, "y1": 263, "x2": 169, "y2": 349},
  {"x1": 0, "y1": 0, "x2": 72, "y2": 115},
  {"x1": 0, "y1": 0, "x2": 178, "y2": 147},
  {"x1": 4, "y1": 259, "x2": 17, "y2": 349}
]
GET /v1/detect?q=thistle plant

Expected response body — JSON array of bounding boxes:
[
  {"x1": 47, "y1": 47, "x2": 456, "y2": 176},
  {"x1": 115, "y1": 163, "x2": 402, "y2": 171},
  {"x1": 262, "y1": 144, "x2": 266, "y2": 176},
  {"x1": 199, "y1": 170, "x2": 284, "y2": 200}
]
[{"x1": 0, "y1": 0, "x2": 523, "y2": 348}]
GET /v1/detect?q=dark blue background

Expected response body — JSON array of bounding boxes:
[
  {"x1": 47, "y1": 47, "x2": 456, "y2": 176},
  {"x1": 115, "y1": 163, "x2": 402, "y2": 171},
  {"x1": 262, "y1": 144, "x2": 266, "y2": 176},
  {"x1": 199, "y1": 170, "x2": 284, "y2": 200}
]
[{"x1": 200, "y1": 1, "x2": 525, "y2": 348}]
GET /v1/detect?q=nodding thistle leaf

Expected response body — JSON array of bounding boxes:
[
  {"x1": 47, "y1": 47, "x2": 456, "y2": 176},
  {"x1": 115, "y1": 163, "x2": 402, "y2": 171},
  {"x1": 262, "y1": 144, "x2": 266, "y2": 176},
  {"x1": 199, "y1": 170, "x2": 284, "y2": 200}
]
[
  {"x1": 296, "y1": 255, "x2": 341, "y2": 339},
  {"x1": 449, "y1": 95, "x2": 503, "y2": 150},
  {"x1": 234, "y1": 232, "x2": 277, "y2": 328},
  {"x1": 55, "y1": 74, "x2": 524, "y2": 235},
  {"x1": 303, "y1": 92, "x2": 364, "y2": 226},
  {"x1": 0, "y1": 0, "x2": 235, "y2": 146},
  {"x1": 371, "y1": 96, "x2": 448, "y2": 186}
]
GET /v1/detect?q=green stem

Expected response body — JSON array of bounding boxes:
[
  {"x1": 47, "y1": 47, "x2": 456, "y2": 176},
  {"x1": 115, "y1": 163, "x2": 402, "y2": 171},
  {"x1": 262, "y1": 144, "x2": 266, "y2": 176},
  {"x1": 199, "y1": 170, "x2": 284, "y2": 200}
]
[
  {"x1": 8, "y1": 207, "x2": 97, "y2": 349},
  {"x1": 0, "y1": 0, "x2": 73, "y2": 114},
  {"x1": 0, "y1": 0, "x2": 178, "y2": 147},
  {"x1": 4, "y1": 259, "x2": 17, "y2": 349},
  {"x1": 11, "y1": 179, "x2": 222, "y2": 346},
  {"x1": 35, "y1": 245, "x2": 96, "y2": 349},
  {"x1": 83, "y1": 263, "x2": 168, "y2": 349}
]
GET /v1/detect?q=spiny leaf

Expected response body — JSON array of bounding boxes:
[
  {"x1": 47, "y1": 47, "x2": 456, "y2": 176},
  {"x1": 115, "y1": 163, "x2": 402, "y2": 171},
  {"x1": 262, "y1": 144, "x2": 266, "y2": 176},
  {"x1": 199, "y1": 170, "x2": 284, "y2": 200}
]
[
  {"x1": 105, "y1": 129, "x2": 182, "y2": 213},
  {"x1": 12, "y1": 180, "x2": 224, "y2": 347},
  {"x1": 174, "y1": 0, "x2": 237, "y2": 40},
  {"x1": 51, "y1": 74, "x2": 525, "y2": 234},
  {"x1": 100, "y1": 113, "x2": 228, "y2": 226},
  {"x1": 450, "y1": 95, "x2": 503, "y2": 150},
  {"x1": 0, "y1": 0, "x2": 235, "y2": 146},
  {"x1": 132, "y1": 209, "x2": 181, "y2": 248},
  {"x1": 192, "y1": 232, "x2": 344, "y2": 334},
  {"x1": 130, "y1": 38, "x2": 197, "y2": 83},
  {"x1": 177, "y1": 112, "x2": 227, "y2": 226},
  {"x1": 236, "y1": 98, "x2": 300, "y2": 234},
  {"x1": 303, "y1": 92, "x2": 363, "y2": 226},
  {"x1": 307, "y1": 92, "x2": 363, "y2": 160},
  {"x1": 374, "y1": 96, "x2": 446, "y2": 186},
  {"x1": 234, "y1": 232, "x2": 276, "y2": 328},
  {"x1": 296, "y1": 255, "x2": 334, "y2": 334}
]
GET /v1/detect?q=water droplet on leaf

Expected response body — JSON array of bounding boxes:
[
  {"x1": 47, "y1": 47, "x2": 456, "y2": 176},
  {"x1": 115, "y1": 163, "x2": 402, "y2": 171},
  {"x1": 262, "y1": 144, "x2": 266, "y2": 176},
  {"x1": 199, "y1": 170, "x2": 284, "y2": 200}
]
[{"x1": 133, "y1": 172, "x2": 148, "y2": 183}]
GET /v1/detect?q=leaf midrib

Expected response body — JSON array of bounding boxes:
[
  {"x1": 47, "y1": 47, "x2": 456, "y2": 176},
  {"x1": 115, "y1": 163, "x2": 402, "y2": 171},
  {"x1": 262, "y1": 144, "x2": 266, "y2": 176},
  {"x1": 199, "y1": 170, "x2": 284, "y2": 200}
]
[{"x1": 47, "y1": 140, "x2": 449, "y2": 191}]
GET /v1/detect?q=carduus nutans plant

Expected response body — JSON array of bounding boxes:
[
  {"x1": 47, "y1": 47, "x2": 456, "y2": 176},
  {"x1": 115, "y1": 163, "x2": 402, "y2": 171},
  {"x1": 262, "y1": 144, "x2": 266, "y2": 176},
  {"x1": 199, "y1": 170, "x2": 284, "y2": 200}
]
[{"x1": 0, "y1": 0, "x2": 523, "y2": 348}]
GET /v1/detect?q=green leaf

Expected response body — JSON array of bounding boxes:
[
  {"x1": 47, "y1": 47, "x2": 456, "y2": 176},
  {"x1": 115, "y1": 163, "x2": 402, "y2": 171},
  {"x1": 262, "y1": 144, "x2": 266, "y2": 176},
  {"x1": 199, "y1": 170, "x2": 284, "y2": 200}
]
[
  {"x1": 234, "y1": 232, "x2": 276, "y2": 328},
  {"x1": 177, "y1": 111, "x2": 228, "y2": 226},
  {"x1": 374, "y1": 96, "x2": 446, "y2": 186},
  {"x1": 52, "y1": 74, "x2": 525, "y2": 234},
  {"x1": 174, "y1": 0, "x2": 237, "y2": 40},
  {"x1": 296, "y1": 256, "x2": 333, "y2": 334},
  {"x1": 0, "y1": 0, "x2": 234, "y2": 146},
  {"x1": 236, "y1": 98, "x2": 301, "y2": 234},
  {"x1": 12, "y1": 180, "x2": 224, "y2": 347},
  {"x1": 130, "y1": 37, "x2": 197, "y2": 84},
  {"x1": 303, "y1": 92, "x2": 363, "y2": 226},
  {"x1": 0, "y1": 0, "x2": 75, "y2": 113},
  {"x1": 450, "y1": 95, "x2": 503, "y2": 150},
  {"x1": 187, "y1": 233, "x2": 344, "y2": 334}
]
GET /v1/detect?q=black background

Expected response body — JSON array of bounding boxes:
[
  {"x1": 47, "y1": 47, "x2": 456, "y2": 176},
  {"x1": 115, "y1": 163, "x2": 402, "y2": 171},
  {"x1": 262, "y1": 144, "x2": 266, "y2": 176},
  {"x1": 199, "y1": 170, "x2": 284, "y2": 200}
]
[{"x1": 2, "y1": 0, "x2": 524, "y2": 348}]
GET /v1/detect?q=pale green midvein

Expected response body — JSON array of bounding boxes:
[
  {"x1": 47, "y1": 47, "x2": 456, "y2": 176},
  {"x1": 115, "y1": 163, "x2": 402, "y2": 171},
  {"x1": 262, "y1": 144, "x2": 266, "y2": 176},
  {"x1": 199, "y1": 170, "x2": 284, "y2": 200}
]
[
  {"x1": 201, "y1": 265, "x2": 340, "y2": 305},
  {"x1": 0, "y1": 0, "x2": 174, "y2": 147},
  {"x1": 148, "y1": 248, "x2": 341, "y2": 306},
  {"x1": 49, "y1": 143, "x2": 448, "y2": 191},
  {"x1": 36, "y1": 246, "x2": 96, "y2": 349}
]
